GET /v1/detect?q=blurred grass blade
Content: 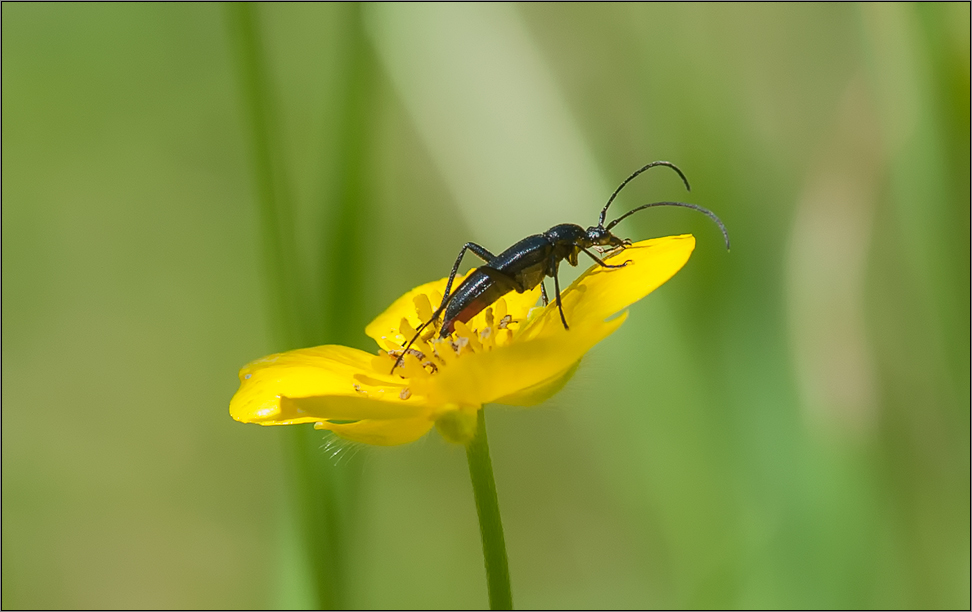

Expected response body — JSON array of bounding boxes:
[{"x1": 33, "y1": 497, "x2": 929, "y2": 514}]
[
  {"x1": 364, "y1": 3, "x2": 605, "y2": 247},
  {"x1": 320, "y1": 3, "x2": 374, "y2": 348},
  {"x1": 224, "y1": 2, "x2": 303, "y2": 349},
  {"x1": 225, "y1": 3, "x2": 355, "y2": 608}
]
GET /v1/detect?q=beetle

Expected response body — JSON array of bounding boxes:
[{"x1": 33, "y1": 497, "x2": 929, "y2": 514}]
[{"x1": 392, "y1": 161, "x2": 729, "y2": 373}]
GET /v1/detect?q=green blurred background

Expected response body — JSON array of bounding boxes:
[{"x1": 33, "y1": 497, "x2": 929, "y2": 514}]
[{"x1": 3, "y1": 3, "x2": 969, "y2": 609}]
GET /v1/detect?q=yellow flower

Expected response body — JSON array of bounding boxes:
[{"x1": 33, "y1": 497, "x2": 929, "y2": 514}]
[{"x1": 230, "y1": 235, "x2": 696, "y2": 445}]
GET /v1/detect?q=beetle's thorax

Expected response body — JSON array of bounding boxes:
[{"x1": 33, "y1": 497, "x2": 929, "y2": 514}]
[
  {"x1": 542, "y1": 224, "x2": 585, "y2": 266},
  {"x1": 543, "y1": 223, "x2": 587, "y2": 245}
]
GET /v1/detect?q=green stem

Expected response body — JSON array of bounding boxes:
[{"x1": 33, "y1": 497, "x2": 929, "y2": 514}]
[{"x1": 465, "y1": 409, "x2": 513, "y2": 610}]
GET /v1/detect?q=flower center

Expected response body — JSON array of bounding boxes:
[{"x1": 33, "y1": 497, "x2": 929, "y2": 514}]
[{"x1": 373, "y1": 293, "x2": 527, "y2": 382}]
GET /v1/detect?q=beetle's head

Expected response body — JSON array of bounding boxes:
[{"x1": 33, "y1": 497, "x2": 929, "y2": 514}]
[{"x1": 584, "y1": 225, "x2": 629, "y2": 250}]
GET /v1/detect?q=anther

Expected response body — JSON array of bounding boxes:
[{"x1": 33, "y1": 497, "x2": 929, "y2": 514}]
[
  {"x1": 433, "y1": 339, "x2": 458, "y2": 365},
  {"x1": 400, "y1": 318, "x2": 418, "y2": 340},
  {"x1": 480, "y1": 326, "x2": 494, "y2": 351},
  {"x1": 453, "y1": 336, "x2": 471, "y2": 356},
  {"x1": 494, "y1": 299, "x2": 508, "y2": 324},
  {"x1": 399, "y1": 352, "x2": 428, "y2": 379},
  {"x1": 454, "y1": 321, "x2": 483, "y2": 352},
  {"x1": 413, "y1": 294, "x2": 434, "y2": 324}
]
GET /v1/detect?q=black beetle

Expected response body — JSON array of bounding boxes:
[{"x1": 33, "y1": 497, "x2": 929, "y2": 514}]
[{"x1": 392, "y1": 161, "x2": 729, "y2": 373}]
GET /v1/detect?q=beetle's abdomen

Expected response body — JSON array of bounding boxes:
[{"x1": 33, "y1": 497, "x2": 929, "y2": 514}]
[{"x1": 439, "y1": 271, "x2": 514, "y2": 338}]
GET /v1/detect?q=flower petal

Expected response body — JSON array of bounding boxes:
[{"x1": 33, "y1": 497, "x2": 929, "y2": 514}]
[
  {"x1": 494, "y1": 359, "x2": 581, "y2": 407},
  {"x1": 230, "y1": 345, "x2": 433, "y2": 426},
  {"x1": 425, "y1": 313, "x2": 627, "y2": 407},
  {"x1": 519, "y1": 235, "x2": 695, "y2": 341},
  {"x1": 315, "y1": 417, "x2": 434, "y2": 446},
  {"x1": 365, "y1": 272, "x2": 473, "y2": 348}
]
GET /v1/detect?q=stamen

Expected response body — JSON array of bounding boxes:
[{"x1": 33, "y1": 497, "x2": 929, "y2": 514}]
[
  {"x1": 498, "y1": 314, "x2": 513, "y2": 330},
  {"x1": 494, "y1": 298, "x2": 508, "y2": 324},
  {"x1": 432, "y1": 339, "x2": 458, "y2": 365},
  {"x1": 371, "y1": 352, "x2": 396, "y2": 373},
  {"x1": 412, "y1": 336, "x2": 433, "y2": 359},
  {"x1": 400, "y1": 317, "x2": 418, "y2": 340},
  {"x1": 484, "y1": 307, "x2": 494, "y2": 329},
  {"x1": 399, "y1": 387, "x2": 412, "y2": 400},
  {"x1": 379, "y1": 336, "x2": 403, "y2": 352},
  {"x1": 399, "y1": 352, "x2": 428, "y2": 380},
  {"x1": 355, "y1": 372, "x2": 405, "y2": 388},
  {"x1": 453, "y1": 335, "x2": 472, "y2": 356},
  {"x1": 453, "y1": 321, "x2": 483, "y2": 352},
  {"x1": 413, "y1": 294, "x2": 434, "y2": 324},
  {"x1": 480, "y1": 326, "x2": 494, "y2": 351}
]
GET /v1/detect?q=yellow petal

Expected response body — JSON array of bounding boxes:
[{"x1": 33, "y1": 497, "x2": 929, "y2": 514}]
[
  {"x1": 427, "y1": 313, "x2": 627, "y2": 407},
  {"x1": 365, "y1": 272, "x2": 475, "y2": 347},
  {"x1": 520, "y1": 235, "x2": 695, "y2": 341},
  {"x1": 230, "y1": 345, "x2": 432, "y2": 426},
  {"x1": 494, "y1": 359, "x2": 581, "y2": 407},
  {"x1": 315, "y1": 417, "x2": 434, "y2": 446}
]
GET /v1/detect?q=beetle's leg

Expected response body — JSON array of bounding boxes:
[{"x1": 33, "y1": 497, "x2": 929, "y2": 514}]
[
  {"x1": 393, "y1": 292, "x2": 466, "y2": 374},
  {"x1": 395, "y1": 265, "x2": 519, "y2": 373},
  {"x1": 577, "y1": 245, "x2": 631, "y2": 269},
  {"x1": 439, "y1": 242, "x2": 497, "y2": 309},
  {"x1": 393, "y1": 242, "x2": 497, "y2": 374},
  {"x1": 551, "y1": 257, "x2": 569, "y2": 331},
  {"x1": 540, "y1": 281, "x2": 549, "y2": 306}
]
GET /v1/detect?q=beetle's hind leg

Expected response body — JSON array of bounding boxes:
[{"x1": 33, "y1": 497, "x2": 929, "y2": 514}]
[
  {"x1": 439, "y1": 242, "x2": 497, "y2": 308},
  {"x1": 393, "y1": 242, "x2": 499, "y2": 374},
  {"x1": 393, "y1": 294, "x2": 459, "y2": 374}
]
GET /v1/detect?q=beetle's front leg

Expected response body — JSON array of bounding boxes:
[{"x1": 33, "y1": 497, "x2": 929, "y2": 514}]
[
  {"x1": 578, "y1": 245, "x2": 631, "y2": 269},
  {"x1": 550, "y1": 256, "x2": 569, "y2": 331}
]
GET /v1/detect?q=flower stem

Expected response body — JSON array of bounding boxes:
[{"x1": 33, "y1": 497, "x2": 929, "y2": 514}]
[{"x1": 465, "y1": 409, "x2": 513, "y2": 610}]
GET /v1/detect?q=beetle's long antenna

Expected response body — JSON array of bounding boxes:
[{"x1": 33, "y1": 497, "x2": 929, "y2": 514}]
[
  {"x1": 599, "y1": 161, "x2": 691, "y2": 228},
  {"x1": 607, "y1": 200, "x2": 731, "y2": 250}
]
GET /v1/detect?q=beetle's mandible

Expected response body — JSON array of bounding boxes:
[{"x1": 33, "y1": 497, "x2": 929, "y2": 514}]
[{"x1": 392, "y1": 161, "x2": 730, "y2": 374}]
